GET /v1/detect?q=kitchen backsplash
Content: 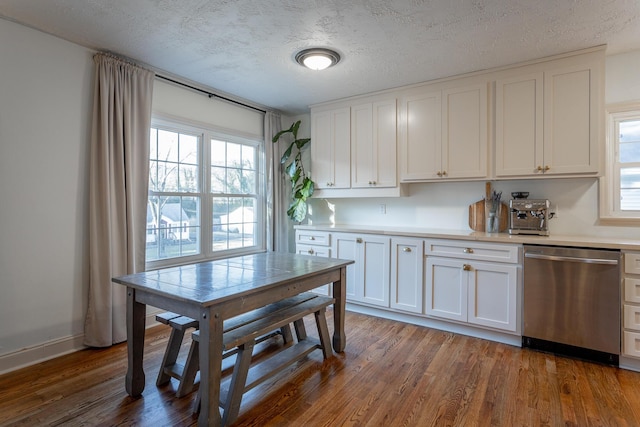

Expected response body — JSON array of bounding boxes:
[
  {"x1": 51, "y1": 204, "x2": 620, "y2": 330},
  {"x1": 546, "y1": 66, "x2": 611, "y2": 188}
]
[{"x1": 307, "y1": 177, "x2": 634, "y2": 239}]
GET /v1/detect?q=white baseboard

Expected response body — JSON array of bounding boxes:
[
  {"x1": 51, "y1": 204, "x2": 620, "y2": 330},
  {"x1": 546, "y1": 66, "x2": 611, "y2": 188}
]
[
  {"x1": 0, "y1": 334, "x2": 87, "y2": 376},
  {"x1": 0, "y1": 310, "x2": 166, "y2": 376}
]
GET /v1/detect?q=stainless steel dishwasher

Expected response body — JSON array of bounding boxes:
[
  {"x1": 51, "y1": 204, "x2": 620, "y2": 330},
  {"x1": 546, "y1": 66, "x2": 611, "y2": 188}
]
[{"x1": 523, "y1": 245, "x2": 621, "y2": 365}]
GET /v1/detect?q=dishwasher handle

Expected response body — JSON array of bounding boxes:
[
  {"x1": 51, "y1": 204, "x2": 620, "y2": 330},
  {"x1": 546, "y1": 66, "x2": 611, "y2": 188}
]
[{"x1": 524, "y1": 252, "x2": 619, "y2": 265}]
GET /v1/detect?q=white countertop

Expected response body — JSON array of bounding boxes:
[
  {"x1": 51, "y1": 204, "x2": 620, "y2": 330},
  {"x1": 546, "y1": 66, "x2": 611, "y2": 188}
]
[{"x1": 295, "y1": 224, "x2": 640, "y2": 251}]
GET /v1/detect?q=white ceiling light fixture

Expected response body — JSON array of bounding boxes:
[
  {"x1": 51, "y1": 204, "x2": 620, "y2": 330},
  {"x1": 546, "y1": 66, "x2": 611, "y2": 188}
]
[{"x1": 295, "y1": 48, "x2": 341, "y2": 71}]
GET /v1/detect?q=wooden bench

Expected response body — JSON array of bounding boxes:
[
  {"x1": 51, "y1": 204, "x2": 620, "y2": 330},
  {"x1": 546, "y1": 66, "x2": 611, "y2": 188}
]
[
  {"x1": 155, "y1": 300, "x2": 303, "y2": 398},
  {"x1": 193, "y1": 293, "x2": 335, "y2": 426}
]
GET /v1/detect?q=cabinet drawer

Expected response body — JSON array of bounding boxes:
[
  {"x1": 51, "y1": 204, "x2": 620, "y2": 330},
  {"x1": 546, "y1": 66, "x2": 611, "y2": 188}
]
[
  {"x1": 624, "y1": 304, "x2": 640, "y2": 331},
  {"x1": 296, "y1": 244, "x2": 331, "y2": 258},
  {"x1": 425, "y1": 239, "x2": 520, "y2": 263},
  {"x1": 625, "y1": 278, "x2": 640, "y2": 303},
  {"x1": 623, "y1": 331, "x2": 640, "y2": 358},
  {"x1": 625, "y1": 253, "x2": 640, "y2": 275},
  {"x1": 296, "y1": 230, "x2": 330, "y2": 246}
]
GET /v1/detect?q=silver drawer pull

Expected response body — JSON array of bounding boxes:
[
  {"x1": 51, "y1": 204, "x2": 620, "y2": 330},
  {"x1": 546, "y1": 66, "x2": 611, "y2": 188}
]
[
  {"x1": 309, "y1": 236, "x2": 315, "y2": 240},
  {"x1": 403, "y1": 247, "x2": 412, "y2": 253},
  {"x1": 463, "y1": 248, "x2": 474, "y2": 254},
  {"x1": 308, "y1": 249, "x2": 315, "y2": 255}
]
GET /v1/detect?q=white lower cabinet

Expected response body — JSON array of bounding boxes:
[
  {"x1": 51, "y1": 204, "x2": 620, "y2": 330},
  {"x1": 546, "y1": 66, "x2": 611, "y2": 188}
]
[
  {"x1": 425, "y1": 240, "x2": 520, "y2": 333},
  {"x1": 623, "y1": 252, "x2": 640, "y2": 359},
  {"x1": 294, "y1": 230, "x2": 332, "y2": 295},
  {"x1": 296, "y1": 229, "x2": 521, "y2": 339},
  {"x1": 332, "y1": 232, "x2": 390, "y2": 307},
  {"x1": 390, "y1": 237, "x2": 424, "y2": 314}
]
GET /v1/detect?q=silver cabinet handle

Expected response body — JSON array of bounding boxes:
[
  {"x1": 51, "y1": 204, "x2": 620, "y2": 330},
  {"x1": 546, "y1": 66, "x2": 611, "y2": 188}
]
[
  {"x1": 309, "y1": 236, "x2": 315, "y2": 240},
  {"x1": 308, "y1": 249, "x2": 314, "y2": 255},
  {"x1": 463, "y1": 248, "x2": 474, "y2": 254},
  {"x1": 403, "y1": 247, "x2": 412, "y2": 252}
]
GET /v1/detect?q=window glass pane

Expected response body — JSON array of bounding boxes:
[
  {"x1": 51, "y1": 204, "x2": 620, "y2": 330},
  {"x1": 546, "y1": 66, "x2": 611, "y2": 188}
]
[
  {"x1": 211, "y1": 166, "x2": 226, "y2": 193},
  {"x1": 179, "y1": 164, "x2": 198, "y2": 192},
  {"x1": 179, "y1": 134, "x2": 198, "y2": 164},
  {"x1": 621, "y1": 188, "x2": 640, "y2": 211},
  {"x1": 158, "y1": 130, "x2": 179, "y2": 163},
  {"x1": 227, "y1": 143, "x2": 241, "y2": 168},
  {"x1": 621, "y1": 167, "x2": 640, "y2": 211},
  {"x1": 211, "y1": 139, "x2": 226, "y2": 166},
  {"x1": 619, "y1": 120, "x2": 640, "y2": 163},
  {"x1": 146, "y1": 196, "x2": 200, "y2": 261},
  {"x1": 242, "y1": 145, "x2": 255, "y2": 170},
  {"x1": 243, "y1": 170, "x2": 256, "y2": 193}
]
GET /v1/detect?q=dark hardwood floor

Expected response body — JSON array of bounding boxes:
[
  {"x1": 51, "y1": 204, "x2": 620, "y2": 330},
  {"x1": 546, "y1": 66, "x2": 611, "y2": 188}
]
[{"x1": 2, "y1": 310, "x2": 640, "y2": 426}]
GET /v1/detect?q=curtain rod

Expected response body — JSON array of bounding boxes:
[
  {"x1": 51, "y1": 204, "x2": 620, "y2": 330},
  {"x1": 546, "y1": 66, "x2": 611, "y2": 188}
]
[{"x1": 155, "y1": 74, "x2": 267, "y2": 114}]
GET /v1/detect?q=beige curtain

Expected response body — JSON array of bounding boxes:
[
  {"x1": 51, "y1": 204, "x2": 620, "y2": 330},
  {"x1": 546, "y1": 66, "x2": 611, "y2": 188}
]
[
  {"x1": 264, "y1": 112, "x2": 290, "y2": 252},
  {"x1": 84, "y1": 53, "x2": 155, "y2": 347}
]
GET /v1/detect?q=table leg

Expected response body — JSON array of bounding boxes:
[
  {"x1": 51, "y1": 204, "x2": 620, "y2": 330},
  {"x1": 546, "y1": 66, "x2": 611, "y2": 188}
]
[
  {"x1": 332, "y1": 266, "x2": 347, "y2": 352},
  {"x1": 125, "y1": 287, "x2": 146, "y2": 397},
  {"x1": 198, "y1": 307, "x2": 223, "y2": 427}
]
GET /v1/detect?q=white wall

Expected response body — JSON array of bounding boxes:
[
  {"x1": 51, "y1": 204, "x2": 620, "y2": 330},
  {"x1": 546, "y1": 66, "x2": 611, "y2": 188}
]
[
  {"x1": 0, "y1": 19, "x2": 93, "y2": 372},
  {"x1": 307, "y1": 49, "x2": 640, "y2": 239}
]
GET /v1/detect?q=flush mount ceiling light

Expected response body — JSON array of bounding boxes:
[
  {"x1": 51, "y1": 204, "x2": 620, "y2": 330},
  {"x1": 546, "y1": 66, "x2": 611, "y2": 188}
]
[{"x1": 295, "y1": 48, "x2": 341, "y2": 71}]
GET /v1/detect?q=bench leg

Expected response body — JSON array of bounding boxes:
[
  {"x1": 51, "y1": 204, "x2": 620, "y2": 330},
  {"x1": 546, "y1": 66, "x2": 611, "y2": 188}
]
[
  {"x1": 293, "y1": 319, "x2": 308, "y2": 341},
  {"x1": 176, "y1": 339, "x2": 199, "y2": 397},
  {"x1": 156, "y1": 327, "x2": 187, "y2": 386},
  {"x1": 314, "y1": 308, "x2": 333, "y2": 359},
  {"x1": 222, "y1": 341, "x2": 255, "y2": 426},
  {"x1": 280, "y1": 324, "x2": 293, "y2": 344}
]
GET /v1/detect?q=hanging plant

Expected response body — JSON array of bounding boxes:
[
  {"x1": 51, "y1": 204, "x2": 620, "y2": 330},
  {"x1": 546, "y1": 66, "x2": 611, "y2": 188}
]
[{"x1": 272, "y1": 120, "x2": 315, "y2": 222}]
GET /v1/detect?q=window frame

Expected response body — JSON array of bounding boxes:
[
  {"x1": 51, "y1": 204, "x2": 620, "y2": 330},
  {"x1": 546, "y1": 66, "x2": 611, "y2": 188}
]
[
  {"x1": 146, "y1": 115, "x2": 266, "y2": 270},
  {"x1": 600, "y1": 102, "x2": 640, "y2": 224}
]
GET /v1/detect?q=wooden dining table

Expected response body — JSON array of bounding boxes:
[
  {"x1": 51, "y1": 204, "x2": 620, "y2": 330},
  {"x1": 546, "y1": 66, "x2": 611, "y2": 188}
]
[{"x1": 113, "y1": 252, "x2": 353, "y2": 427}]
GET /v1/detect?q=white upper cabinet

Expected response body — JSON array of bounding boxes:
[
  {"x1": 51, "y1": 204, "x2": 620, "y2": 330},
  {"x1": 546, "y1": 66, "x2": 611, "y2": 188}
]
[
  {"x1": 495, "y1": 50, "x2": 603, "y2": 177},
  {"x1": 311, "y1": 107, "x2": 351, "y2": 189},
  {"x1": 311, "y1": 96, "x2": 403, "y2": 198},
  {"x1": 351, "y1": 99, "x2": 397, "y2": 188},
  {"x1": 399, "y1": 82, "x2": 488, "y2": 181}
]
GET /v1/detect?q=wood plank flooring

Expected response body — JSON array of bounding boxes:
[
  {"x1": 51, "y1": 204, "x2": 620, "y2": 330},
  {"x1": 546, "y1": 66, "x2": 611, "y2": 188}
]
[{"x1": 2, "y1": 310, "x2": 640, "y2": 426}]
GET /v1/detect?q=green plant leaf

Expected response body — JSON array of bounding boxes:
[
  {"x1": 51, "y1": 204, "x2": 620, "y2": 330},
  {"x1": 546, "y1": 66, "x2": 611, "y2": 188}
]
[
  {"x1": 295, "y1": 138, "x2": 311, "y2": 149},
  {"x1": 290, "y1": 120, "x2": 301, "y2": 139},
  {"x1": 299, "y1": 177, "x2": 314, "y2": 198},
  {"x1": 288, "y1": 198, "x2": 307, "y2": 222},
  {"x1": 280, "y1": 142, "x2": 294, "y2": 165}
]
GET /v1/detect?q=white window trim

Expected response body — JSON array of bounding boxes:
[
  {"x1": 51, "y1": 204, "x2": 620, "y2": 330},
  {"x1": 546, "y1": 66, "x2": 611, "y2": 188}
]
[
  {"x1": 599, "y1": 101, "x2": 640, "y2": 225},
  {"x1": 146, "y1": 115, "x2": 266, "y2": 270}
]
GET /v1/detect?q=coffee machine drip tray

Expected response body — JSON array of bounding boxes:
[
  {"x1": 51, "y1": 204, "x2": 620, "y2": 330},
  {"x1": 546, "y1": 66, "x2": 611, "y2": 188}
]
[{"x1": 508, "y1": 199, "x2": 550, "y2": 236}]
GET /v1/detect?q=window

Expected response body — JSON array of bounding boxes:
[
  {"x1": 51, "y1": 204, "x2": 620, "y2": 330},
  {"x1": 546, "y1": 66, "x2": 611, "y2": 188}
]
[
  {"x1": 146, "y1": 118, "x2": 264, "y2": 267},
  {"x1": 601, "y1": 103, "x2": 640, "y2": 221}
]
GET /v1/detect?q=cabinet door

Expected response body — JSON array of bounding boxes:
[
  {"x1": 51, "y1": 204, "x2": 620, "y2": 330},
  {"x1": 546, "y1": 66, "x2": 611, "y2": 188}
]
[
  {"x1": 359, "y1": 235, "x2": 391, "y2": 307},
  {"x1": 495, "y1": 73, "x2": 544, "y2": 177},
  {"x1": 442, "y1": 83, "x2": 488, "y2": 179},
  {"x1": 351, "y1": 103, "x2": 374, "y2": 188},
  {"x1": 467, "y1": 261, "x2": 518, "y2": 332},
  {"x1": 332, "y1": 233, "x2": 358, "y2": 300},
  {"x1": 391, "y1": 238, "x2": 424, "y2": 314},
  {"x1": 425, "y1": 257, "x2": 466, "y2": 322},
  {"x1": 399, "y1": 90, "x2": 442, "y2": 180},
  {"x1": 351, "y1": 99, "x2": 397, "y2": 189},
  {"x1": 311, "y1": 107, "x2": 351, "y2": 189},
  {"x1": 543, "y1": 64, "x2": 599, "y2": 175}
]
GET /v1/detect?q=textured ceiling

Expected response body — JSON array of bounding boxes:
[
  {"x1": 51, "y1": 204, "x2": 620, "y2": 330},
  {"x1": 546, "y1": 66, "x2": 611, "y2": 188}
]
[{"x1": 2, "y1": 0, "x2": 640, "y2": 114}]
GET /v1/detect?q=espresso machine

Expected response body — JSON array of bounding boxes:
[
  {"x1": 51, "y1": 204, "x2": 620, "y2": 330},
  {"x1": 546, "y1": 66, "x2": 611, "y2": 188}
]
[{"x1": 508, "y1": 194, "x2": 550, "y2": 236}]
